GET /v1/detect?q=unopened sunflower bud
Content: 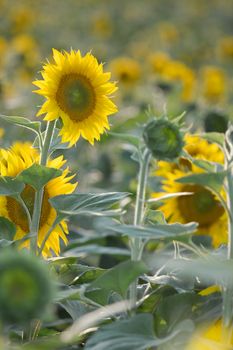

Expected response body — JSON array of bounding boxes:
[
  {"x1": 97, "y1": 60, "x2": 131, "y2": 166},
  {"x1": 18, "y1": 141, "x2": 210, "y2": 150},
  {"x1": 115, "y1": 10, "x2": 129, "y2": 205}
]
[
  {"x1": 0, "y1": 250, "x2": 54, "y2": 324},
  {"x1": 143, "y1": 118, "x2": 184, "y2": 160}
]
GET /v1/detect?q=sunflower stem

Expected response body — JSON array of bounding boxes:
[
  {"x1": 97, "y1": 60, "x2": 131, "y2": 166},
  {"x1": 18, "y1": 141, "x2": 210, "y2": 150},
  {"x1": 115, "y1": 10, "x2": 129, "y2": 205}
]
[
  {"x1": 223, "y1": 166, "x2": 233, "y2": 328},
  {"x1": 30, "y1": 121, "x2": 56, "y2": 254},
  {"x1": 130, "y1": 148, "x2": 151, "y2": 309}
]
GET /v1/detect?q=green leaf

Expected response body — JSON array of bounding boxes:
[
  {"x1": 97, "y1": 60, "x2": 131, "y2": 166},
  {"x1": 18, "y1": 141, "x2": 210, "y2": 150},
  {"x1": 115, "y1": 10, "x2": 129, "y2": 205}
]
[
  {"x1": 176, "y1": 171, "x2": 227, "y2": 193},
  {"x1": 49, "y1": 192, "x2": 129, "y2": 218},
  {"x1": 65, "y1": 244, "x2": 130, "y2": 257},
  {"x1": 0, "y1": 114, "x2": 41, "y2": 135},
  {"x1": 17, "y1": 164, "x2": 62, "y2": 191},
  {"x1": 0, "y1": 176, "x2": 24, "y2": 196},
  {"x1": 105, "y1": 222, "x2": 198, "y2": 239},
  {"x1": 59, "y1": 300, "x2": 95, "y2": 321},
  {"x1": 200, "y1": 132, "x2": 225, "y2": 147},
  {"x1": 181, "y1": 150, "x2": 223, "y2": 172},
  {"x1": 147, "y1": 255, "x2": 233, "y2": 288},
  {"x1": 89, "y1": 260, "x2": 147, "y2": 300},
  {"x1": 85, "y1": 314, "x2": 192, "y2": 350},
  {"x1": 0, "y1": 217, "x2": 16, "y2": 240}
]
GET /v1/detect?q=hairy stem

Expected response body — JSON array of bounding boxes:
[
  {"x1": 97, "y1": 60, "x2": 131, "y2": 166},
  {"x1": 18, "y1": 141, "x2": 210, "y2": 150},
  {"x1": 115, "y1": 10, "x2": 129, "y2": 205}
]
[
  {"x1": 30, "y1": 121, "x2": 56, "y2": 254},
  {"x1": 223, "y1": 166, "x2": 233, "y2": 329},
  {"x1": 130, "y1": 148, "x2": 151, "y2": 308}
]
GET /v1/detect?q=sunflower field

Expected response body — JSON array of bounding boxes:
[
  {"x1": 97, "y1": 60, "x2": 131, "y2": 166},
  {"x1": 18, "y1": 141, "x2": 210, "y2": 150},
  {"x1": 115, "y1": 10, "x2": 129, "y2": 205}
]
[{"x1": 1, "y1": 0, "x2": 233, "y2": 349}]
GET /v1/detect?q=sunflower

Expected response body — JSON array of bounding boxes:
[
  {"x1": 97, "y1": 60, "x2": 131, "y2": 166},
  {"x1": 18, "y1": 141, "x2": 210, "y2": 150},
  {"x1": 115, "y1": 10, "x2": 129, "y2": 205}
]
[
  {"x1": 153, "y1": 135, "x2": 227, "y2": 247},
  {"x1": 0, "y1": 142, "x2": 77, "y2": 257},
  {"x1": 185, "y1": 319, "x2": 233, "y2": 350},
  {"x1": 33, "y1": 49, "x2": 118, "y2": 146},
  {"x1": 109, "y1": 57, "x2": 141, "y2": 86},
  {"x1": 201, "y1": 66, "x2": 226, "y2": 104}
]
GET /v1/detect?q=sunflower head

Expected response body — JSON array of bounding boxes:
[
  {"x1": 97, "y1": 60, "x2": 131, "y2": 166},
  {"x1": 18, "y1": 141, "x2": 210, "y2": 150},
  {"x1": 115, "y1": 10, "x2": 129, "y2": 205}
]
[
  {"x1": 0, "y1": 142, "x2": 77, "y2": 257},
  {"x1": 0, "y1": 250, "x2": 54, "y2": 324},
  {"x1": 110, "y1": 57, "x2": 141, "y2": 86},
  {"x1": 143, "y1": 118, "x2": 184, "y2": 160},
  {"x1": 153, "y1": 135, "x2": 227, "y2": 247},
  {"x1": 34, "y1": 49, "x2": 118, "y2": 146}
]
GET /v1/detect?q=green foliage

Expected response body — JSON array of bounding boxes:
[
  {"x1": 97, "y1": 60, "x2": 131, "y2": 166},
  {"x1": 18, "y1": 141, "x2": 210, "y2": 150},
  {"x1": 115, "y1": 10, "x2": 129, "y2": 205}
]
[
  {"x1": 85, "y1": 314, "x2": 194, "y2": 350},
  {"x1": 17, "y1": 164, "x2": 62, "y2": 191},
  {"x1": 0, "y1": 115, "x2": 41, "y2": 135},
  {"x1": 88, "y1": 260, "x2": 147, "y2": 301},
  {"x1": 0, "y1": 176, "x2": 24, "y2": 196},
  {"x1": 49, "y1": 192, "x2": 129, "y2": 218},
  {"x1": 176, "y1": 170, "x2": 227, "y2": 193}
]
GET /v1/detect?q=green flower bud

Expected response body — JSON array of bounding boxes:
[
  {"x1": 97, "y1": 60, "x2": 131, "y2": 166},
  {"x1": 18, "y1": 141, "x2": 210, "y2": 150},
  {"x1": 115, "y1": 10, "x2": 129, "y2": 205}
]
[
  {"x1": 143, "y1": 118, "x2": 184, "y2": 160},
  {"x1": 204, "y1": 110, "x2": 228, "y2": 133},
  {"x1": 0, "y1": 250, "x2": 54, "y2": 324}
]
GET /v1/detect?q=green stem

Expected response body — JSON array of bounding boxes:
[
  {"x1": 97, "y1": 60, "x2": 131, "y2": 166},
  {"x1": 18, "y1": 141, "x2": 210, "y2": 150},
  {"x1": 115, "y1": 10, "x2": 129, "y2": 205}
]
[
  {"x1": 223, "y1": 167, "x2": 233, "y2": 329},
  {"x1": 30, "y1": 121, "x2": 56, "y2": 254},
  {"x1": 130, "y1": 148, "x2": 151, "y2": 307}
]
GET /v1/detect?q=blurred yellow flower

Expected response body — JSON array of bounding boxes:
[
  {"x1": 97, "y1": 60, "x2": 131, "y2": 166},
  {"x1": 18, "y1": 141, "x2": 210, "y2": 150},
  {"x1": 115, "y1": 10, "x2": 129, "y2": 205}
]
[
  {"x1": 186, "y1": 319, "x2": 233, "y2": 350},
  {"x1": 0, "y1": 36, "x2": 7, "y2": 67},
  {"x1": 149, "y1": 51, "x2": 170, "y2": 74},
  {"x1": 218, "y1": 36, "x2": 233, "y2": 60},
  {"x1": 34, "y1": 49, "x2": 117, "y2": 146},
  {"x1": 10, "y1": 34, "x2": 40, "y2": 69},
  {"x1": 154, "y1": 135, "x2": 227, "y2": 247},
  {"x1": 156, "y1": 59, "x2": 196, "y2": 102},
  {"x1": 0, "y1": 128, "x2": 5, "y2": 138},
  {"x1": 92, "y1": 13, "x2": 113, "y2": 38},
  {"x1": 10, "y1": 6, "x2": 35, "y2": 33},
  {"x1": 201, "y1": 66, "x2": 226, "y2": 103},
  {"x1": 158, "y1": 22, "x2": 179, "y2": 45},
  {"x1": 0, "y1": 142, "x2": 77, "y2": 257},
  {"x1": 110, "y1": 57, "x2": 141, "y2": 86}
]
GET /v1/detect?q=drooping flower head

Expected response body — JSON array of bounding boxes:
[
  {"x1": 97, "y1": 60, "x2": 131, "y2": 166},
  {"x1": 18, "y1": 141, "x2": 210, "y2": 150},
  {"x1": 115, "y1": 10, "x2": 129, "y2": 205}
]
[
  {"x1": 0, "y1": 142, "x2": 77, "y2": 257},
  {"x1": 33, "y1": 49, "x2": 118, "y2": 146},
  {"x1": 153, "y1": 135, "x2": 227, "y2": 247}
]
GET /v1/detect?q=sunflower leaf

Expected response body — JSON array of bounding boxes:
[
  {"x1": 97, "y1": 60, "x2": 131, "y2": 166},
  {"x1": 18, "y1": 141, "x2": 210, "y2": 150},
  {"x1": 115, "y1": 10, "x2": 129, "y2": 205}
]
[
  {"x1": 17, "y1": 164, "x2": 62, "y2": 191},
  {"x1": 0, "y1": 217, "x2": 16, "y2": 240},
  {"x1": 85, "y1": 314, "x2": 193, "y2": 350},
  {"x1": 0, "y1": 115, "x2": 41, "y2": 135},
  {"x1": 0, "y1": 176, "x2": 25, "y2": 196},
  {"x1": 102, "y1": 222, "x2": 198, "y2": 239},
  {"x1": 87, "y1": 260, "x2": 147, "y2": 301},
  {"x1": 49, "y1": 192, "x2": 130, "y2": 218},
  {"x1": 176, "y1": 170, "x2": 227, "y2": 193},
  {"x1": 199, "y1": 132, "x2": 225, "y2": 147}
]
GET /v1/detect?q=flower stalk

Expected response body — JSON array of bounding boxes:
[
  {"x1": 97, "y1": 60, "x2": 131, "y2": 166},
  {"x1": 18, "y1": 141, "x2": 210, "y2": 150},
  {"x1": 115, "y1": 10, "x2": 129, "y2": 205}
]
[
  {"x1": 130, "y1": 148, "x2": 151, "y2": 307},
  {"x1": 30, "y1": 121, "x2": 56, "y2": 254},
  {"x1": 223, "y1": 127, "x2": 233, "y2": 330}
]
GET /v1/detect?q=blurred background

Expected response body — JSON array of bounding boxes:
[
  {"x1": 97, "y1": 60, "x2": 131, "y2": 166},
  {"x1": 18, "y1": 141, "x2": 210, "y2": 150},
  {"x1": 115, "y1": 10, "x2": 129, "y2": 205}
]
[{"x1": 0, "y1": 0, "x2": 232, "y2": 192}]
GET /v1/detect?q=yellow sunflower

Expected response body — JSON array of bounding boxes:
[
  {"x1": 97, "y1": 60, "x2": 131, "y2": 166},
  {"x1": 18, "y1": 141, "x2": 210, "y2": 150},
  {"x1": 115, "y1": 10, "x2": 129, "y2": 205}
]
[
  {"x1": 153, "y1": 134, "x2": 227, "y2": 247},
  {"x1": 109, "y1": 57, "x2": 141, "y2": 86},
  {"x1": 185, "y1": 319, "x2": 233, "y2": 350},
  {"x1": 33, "y1": 49, "x2": 118, "y2": 146},
  {"x1": 200, "y1": 66, "x2": 227, "y2": 104},
  {"x1": 0, "y1": 142, "x2": 77, "y2": 257}
]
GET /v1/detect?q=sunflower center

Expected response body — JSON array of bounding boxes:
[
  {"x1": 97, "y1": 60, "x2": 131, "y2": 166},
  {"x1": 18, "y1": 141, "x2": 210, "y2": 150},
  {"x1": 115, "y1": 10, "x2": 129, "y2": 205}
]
[
  {"x1": 56, "y1": 74, "x2": 96, "y2": 121},
  {"x1": 7, "y1": 185, "x2": 51, "y2": 232},
  {"x1": 177, "y1": 184, "x2": 224, "y2": 227}
]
